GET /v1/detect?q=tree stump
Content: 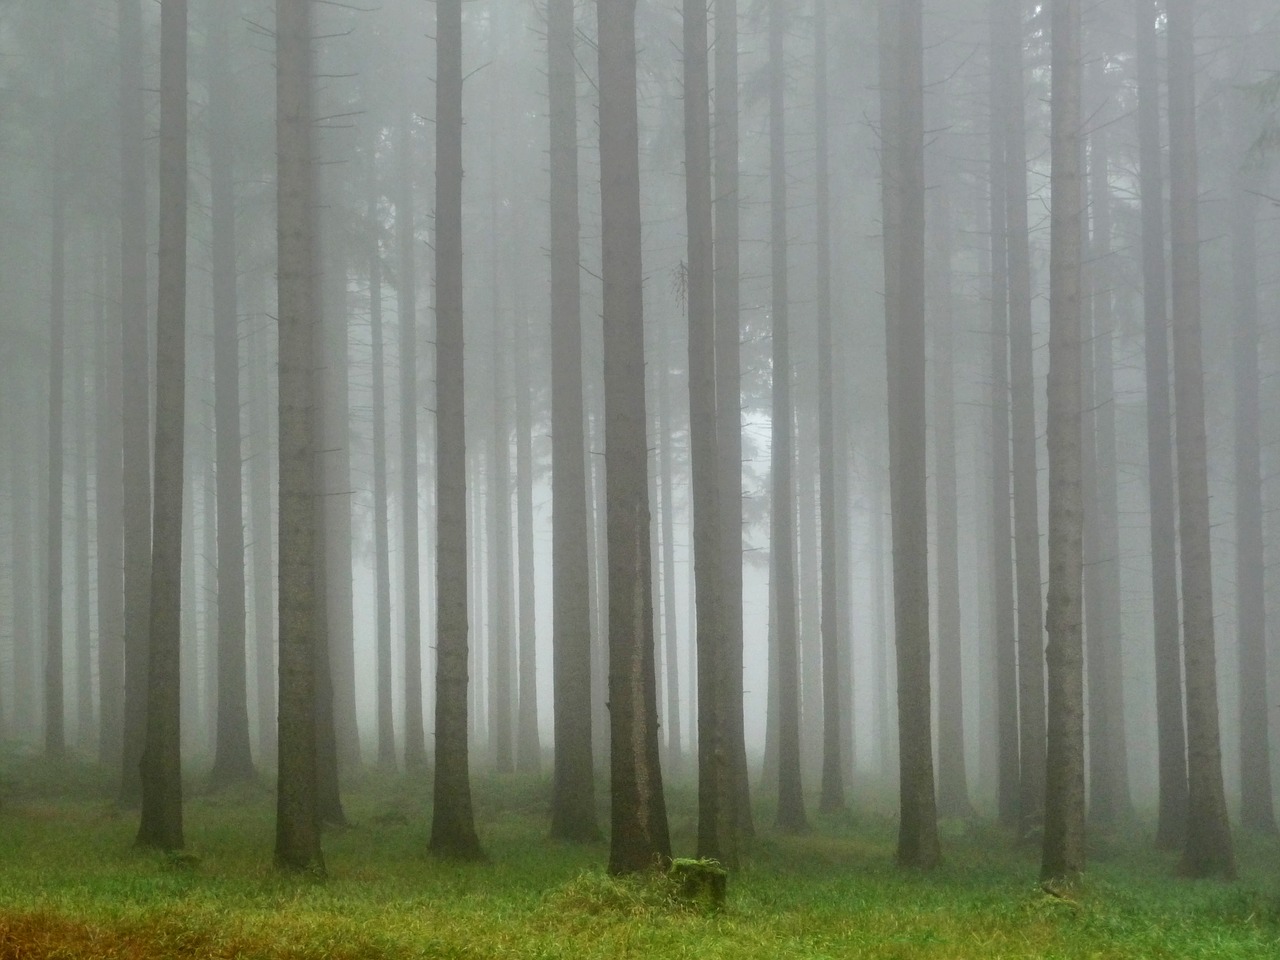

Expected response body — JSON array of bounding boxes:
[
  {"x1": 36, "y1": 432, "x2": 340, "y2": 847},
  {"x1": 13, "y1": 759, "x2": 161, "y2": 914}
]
[{"x1": 669, "y1": 858, "x2": 728, "y2": 911}]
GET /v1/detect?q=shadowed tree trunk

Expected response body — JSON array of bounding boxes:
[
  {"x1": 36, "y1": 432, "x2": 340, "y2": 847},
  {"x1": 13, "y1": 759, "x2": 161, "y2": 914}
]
[
  {"x1": 117, "y1": 0, "x2": 152, "y2": 809},
  {"x1": 208, "y1": 0, "x2": 255, "y2": 788},
  {"x1": 815, "y1": 0, "x2": 845, "y2": 817},
  {"x1": 986, "y1": 2, "x2": 1019, "y2": 825},
  {"x1": 1133, "y1": 0, "x2": 1187, "y2": 852},
  {"x1": 430, "y1": 0, "x2": 483, "y2": 861},
  {"x1": 1167, "y1": 0, "x2": 1235, "y2": 880},
  {"x1": 137, "y1": 0, "x2": 188, "y2": 852},
  {"x1": 547, "y1": 0, "x2": 599, "y2": 843},
  {"x1": 1040, "y1": 0, "x2": 1085, "y2": 884},
  {"x1": 770, "y1": 0, "x2": 807, "y2": 836},
  {"x1": 274, "y1": 0, "x2": 324, "y2": 875},
  {"x1": 685, "y1": 0, "x2": 734, "y2": 866},
  {"x1": 250, "y1": 301, "x2": 277, "y2": 765},
  {"x1": 515, "y1": 304, "x2": 540, "y2": 774},
  {"x1": 880, "y1": 0, "x2": 939, "y2": 869},
  {"x1": 598, "y1": 0, "x2": 671, "y2": 875}
]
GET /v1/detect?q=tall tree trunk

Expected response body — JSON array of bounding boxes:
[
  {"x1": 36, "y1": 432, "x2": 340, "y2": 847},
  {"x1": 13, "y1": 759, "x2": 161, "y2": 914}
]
[
  {"x1": 547, "y1": 0, "x2": 598, "y2": 842},
  {"x1": 769, "y1": 0, "x2": 806, "y2": 836},
  {"x1": 430, "y1": 0, "x2": 483, "y2": 861},
  {"x1": 515, "y1": 305, "x2": 540, "y2": 774},
  {"x1": 598, "y1": 0, "x2": 671, "y2": 875},
  {"x1": 815, "y1": 0, "x2": 845, "y2": 816},
  {"x1": 208, "y1": 0, "x2": 255, "y2": 787},
  {"x1": 1167, "y1": 0, "x2": 1235, "y2": 880},
  {"x1": 45, "y1": 20, "x2": 67, "y2": 760},
  {"x1": 369, "y1": 186, "x2": 396, "y2": 769},
  {"x1": 250, "y1": 301, "x2": 277, "y2": 764},
  {"x1": 96, "y1": 230, "x2": 125, "y2": 768},
  {"x1": 74, "y1": 305, "x2": 93, "y2": 749},
  {"x1": 1133, "y1": 0, "x2": 1187, "y2": 851},
  {"x1": 274, "y1": 0, "x2": 324, "y2": 875},
  {"x1": 137, "y1": 0, "x2": 188, "y2": 851},
  {"x1": 881, "y1": 0, "x2": 939, "y2": 869},
  {"x1": 398, "y1": 107, "x2": 426, "y2": 771},
  {"x1": 488, "y1": 284, "x2": 514, "y2": 774},
  {"x1": 1040, "y1": 0, "x2": 1085, "y2": 884},
  {"x1": 1228, "y1": 20, "x2": 1276, "y2": 837},
  {"x1": 986, "y1": 3, "x2": 1019, "y2": 825},
  {"x1": 118, "y1": 0, "x2": 153, "y2": 808},
  {"x1": 929, "y1": 184, "x2": 969, "y2": 819},
  {"x1": 685, "y1": 0, "x2": 733, "y2": 866},
  {"x1": 998, "y1": 0, "x2": 1046, "y2": 837},
  {"x1": 659, "y1": 350, "x2": 682, "y2": 768},
  {"x1": 713, "y1": 0, "x2": 751, "y2": 840}
]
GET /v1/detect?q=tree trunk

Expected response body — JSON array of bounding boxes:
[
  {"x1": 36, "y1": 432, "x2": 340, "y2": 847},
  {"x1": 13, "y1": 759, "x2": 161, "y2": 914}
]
[
  {"x1": 515, "y1": 304, "x2": 541, "y2": 774},
  {"x1": 547, "y1": 0, "x2": 598, "y2": 842},
  {"x1": 1167, "y1": 0, "x2": 1235, "y2": 880},
  {"x1": 208, "y1": 0, "x2": 255, "y2": 788},
  {"x1": 488, "y1": 281, "x2": 514, "y2": 775},
  {"x1": 250, "y1": 297, "x2": 277, "y2": 765},
  {"x1": 137, "y1": 0, "x2": 187, "y2": 851},
  {"x1": 430, "y1": 0, "x2": 483, "y2": 861},
  {"x1": 1040, "y1": 0, "x2": 1085, "y2": 884},
  {"x1": 685, "y1": 0, "x2": 733, "y2": 866},
  {"x1": 74, "y1": 303, "x2": 93, "y2": 749},
  {"x1": 274, "y1": 0, "x2": 324, "y2": 875},
  {"x1": 659, "y1": 348, "x2": 682, "y2": 770},
  {"x1": 117, "y1": 0, "x2": 152, "y2": 808},
  {"x1": 880, "y1": 0, "x2": 939, "y2": 869},
  {"x1": 398, "y1": 107, "x2": 426, "y2": 771},
  {"x1": 598, "y1": 0, "x2": 671, "y2": 875},
  {"x1": 769, "y1": 0, "x2": 807, "y2": 836},
  {"x1": 986, "y1": 2, "x2": 1019, "y2": 825},
  {"x1": 1133, "y1": 0, "x2": 1187, "y2": 852},
  {"x1": 815, "y1": 0, "x2": 845, "y2": 817}
]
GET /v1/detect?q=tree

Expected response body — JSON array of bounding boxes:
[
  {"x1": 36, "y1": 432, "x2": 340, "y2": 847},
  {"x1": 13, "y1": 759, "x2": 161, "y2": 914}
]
[
  {"x1": 598, "y1": 0, "x2": 671, "y2": 875},
  {"x1": 769, "y1": 0, "x2": 807, "y2": 837},
  {"x1": 274, "y1": 0, "x2": 325, "y2": 874},
  {"x1": 880, "y1": 0, "x2": 939, "y2": 869},
  {"x1": 1166, "y1": 0, "x2": 1235, "y2": 880},
  {"x1": 1040, "y1": 0, "x2": 1085, "y2": 885},
  {"x1": 684, "y1": 0, "x2": 733, "y2": 866},
  {"x1": 137, "y1": 0, "x2": 188, "y2": 852},
  {"x1": 430, "y1": 0, "x2": 483, "y2": 861},
  {"x1": 547, "y1": 0, "x2": 599, "y2": 844},
  {"x1": 815, "y1": 0, "x2": 846, "y2": 817},
  {"x1": 207, "y1": 0, "x2": 256, "y2": 789},
  {"x1": 1132, "y1": 0, "x2": 1187, "y2": 852}
]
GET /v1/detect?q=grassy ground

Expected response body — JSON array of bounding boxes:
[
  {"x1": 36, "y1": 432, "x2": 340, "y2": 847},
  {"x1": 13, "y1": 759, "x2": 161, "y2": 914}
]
[{"x1": 0, "y1": 756, "x2": 1276, "y2": 959}]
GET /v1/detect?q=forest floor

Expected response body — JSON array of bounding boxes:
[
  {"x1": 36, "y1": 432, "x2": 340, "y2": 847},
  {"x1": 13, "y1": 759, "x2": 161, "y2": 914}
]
[{"x1": 0, "y1": 754, "x2": 1277, "y2": 959}]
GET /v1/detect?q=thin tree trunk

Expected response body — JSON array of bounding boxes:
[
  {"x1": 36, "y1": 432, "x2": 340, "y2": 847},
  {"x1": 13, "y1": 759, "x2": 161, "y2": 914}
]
[
  {"x1": 208, "y1": 0, "x2": 255, "y2": 787},
  {"x1": 1167, "y1": 0, "x2": 1235, "y2": 880},
  {"x1": 488, "y1": 285, "x2": 514, "y2": 774},
  {"x1": 1133, "y1": 0, "x2": 1187, "y2": 852},
  {"x1": 1040, "y1": 0, "x2": 1085, "y2": 884},
  {"x1": 274, "y1": 0, "x2": 324, "y2": 874},
  {"x1": 770, "y1": 0, "x2": 806, "y2": 836},
  {"x1": 430, "y1": 0, "x2": 482, "y2": 861},
  {"x1": 74, "y1": 298, "x2": 93, "y2": 750},
  {"x1": 659, "y1": 349, "x2": 682, "y2": 767},
  {"x1": 250, "y1": 301, "x2": 277, "y2": 765},
  {"x1": 117, "y1": 0, "x2": 152, "y2": 808},
  {"x1": 137, "y1": 0, "x2": 188, "y2": 851},
  {"x1": 547, "y1": 0, "x2": 598, "y2": 842},
  {"x1": 598, "y1": 0, "x2": 671, "y2": 875},
  {"x1": 515, "y1": 303, "x2": 540, "y2": 774}
]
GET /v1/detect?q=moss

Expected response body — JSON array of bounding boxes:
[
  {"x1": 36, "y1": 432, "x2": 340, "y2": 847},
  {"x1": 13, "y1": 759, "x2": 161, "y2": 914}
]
[{"x1": 668, "y1": 858, "x2": 728, "y2": 912}]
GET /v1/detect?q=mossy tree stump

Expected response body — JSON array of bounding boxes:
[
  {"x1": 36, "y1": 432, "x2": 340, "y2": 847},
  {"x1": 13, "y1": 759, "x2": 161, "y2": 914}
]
[{"x1": 669, "y1": 858, "x2": 728, "y2": 910}]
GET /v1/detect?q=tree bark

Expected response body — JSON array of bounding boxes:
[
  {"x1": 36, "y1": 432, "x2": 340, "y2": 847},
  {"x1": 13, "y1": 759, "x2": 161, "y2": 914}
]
[
  {"x1": 598, "y1": 0, "x2": 671, "y2": 875},
  {"x1": 1040, "y1": 0, "x2": 1085, "y2": 884},
  {"x1": 137, "y1": 0, "x2": 187, "y2": 852},
  {"x1": 1167, "y1": 0, "x2": 1235, "y2": 880}
]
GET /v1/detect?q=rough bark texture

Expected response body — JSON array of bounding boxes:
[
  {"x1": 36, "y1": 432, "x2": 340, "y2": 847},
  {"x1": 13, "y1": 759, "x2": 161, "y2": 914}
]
[
  {"x1": 274, "y1": 0, "x2": 324, "y2": 875},
  {"x1": 137, "y1": 0, "x2": 187, "y2": 852},
  {"x1": 881, "y1": 0, "x2": 939, "y2": 869},
  {"x1": 598, "y1": 0, "x2": 671, "y2": 875},
  {"x1": 117, "y1": 0, "x2": 152, "y2": 808},
  {"x1": 815, "y1": 0, "x2": 845, "y2": 817},
  {"x1": 547, "y1": 0, "x2": 599, "y2": 844},
  {"x1": 1040, "y1": 0, "x2": 1085, "y2": 884},
  {"x1": 208, "y1": 1, "x2": 256, "y2": 788},
  {"x1": 1133, "y1": 0, "x2": 1187, "y2": 852},
  {"x1": 1167, "y1": 0, "x2": 1235, "y2": 880},
  {"x1": 430, "y1": 0, "x2": 483, "y2": 862}
]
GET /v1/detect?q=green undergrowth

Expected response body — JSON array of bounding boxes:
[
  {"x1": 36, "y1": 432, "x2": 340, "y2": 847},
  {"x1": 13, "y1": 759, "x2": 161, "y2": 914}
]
[{"x1": 0, "y1": 756, "x2": 1277, "y2": 958}]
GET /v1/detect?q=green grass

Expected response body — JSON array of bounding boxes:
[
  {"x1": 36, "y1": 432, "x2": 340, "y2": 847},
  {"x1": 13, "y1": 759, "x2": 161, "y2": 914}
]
[{"x1": 0, "y1": 755, "x2": 1277, "y2": 959}]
